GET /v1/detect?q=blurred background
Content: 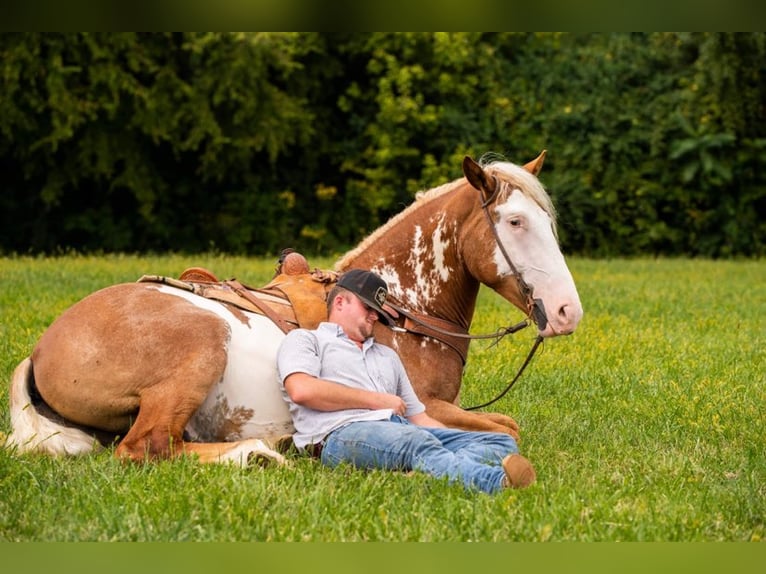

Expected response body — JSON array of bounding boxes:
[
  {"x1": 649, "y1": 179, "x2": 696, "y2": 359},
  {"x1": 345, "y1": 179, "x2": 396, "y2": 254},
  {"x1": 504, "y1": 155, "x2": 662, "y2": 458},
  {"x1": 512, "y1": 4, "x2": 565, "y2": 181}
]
[{"x1": 1, "y1": 32, "x2": 763, "y2": 257}]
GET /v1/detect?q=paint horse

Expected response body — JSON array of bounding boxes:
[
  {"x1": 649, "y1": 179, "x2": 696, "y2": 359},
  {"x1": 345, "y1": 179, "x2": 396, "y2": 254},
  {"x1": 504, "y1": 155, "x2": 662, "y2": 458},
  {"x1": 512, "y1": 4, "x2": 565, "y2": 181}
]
[{"x1": 6, "y1": 153, "x2": 582, "y2": 467}]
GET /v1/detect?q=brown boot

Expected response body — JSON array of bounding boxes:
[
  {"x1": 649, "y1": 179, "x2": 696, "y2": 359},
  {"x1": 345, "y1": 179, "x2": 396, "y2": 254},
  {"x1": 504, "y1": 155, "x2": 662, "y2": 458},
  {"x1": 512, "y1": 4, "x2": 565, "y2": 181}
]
[{"x1": 501, "y1": 454, "x2": 536, "y2": 489}]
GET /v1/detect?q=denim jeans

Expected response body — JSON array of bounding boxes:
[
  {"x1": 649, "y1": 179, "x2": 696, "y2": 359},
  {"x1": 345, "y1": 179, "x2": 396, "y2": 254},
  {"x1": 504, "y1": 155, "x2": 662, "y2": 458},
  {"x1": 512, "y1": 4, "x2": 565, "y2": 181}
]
[{"x1": 320, "y1": 415, "x2": 518, "y2": 494}]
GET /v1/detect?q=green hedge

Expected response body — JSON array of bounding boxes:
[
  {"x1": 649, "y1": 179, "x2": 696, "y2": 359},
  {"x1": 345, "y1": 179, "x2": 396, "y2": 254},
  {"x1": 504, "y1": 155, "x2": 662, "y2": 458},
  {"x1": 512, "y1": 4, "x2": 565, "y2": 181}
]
[{"x1": 1, "y1": 33, "x2": 764, "y2": 257}]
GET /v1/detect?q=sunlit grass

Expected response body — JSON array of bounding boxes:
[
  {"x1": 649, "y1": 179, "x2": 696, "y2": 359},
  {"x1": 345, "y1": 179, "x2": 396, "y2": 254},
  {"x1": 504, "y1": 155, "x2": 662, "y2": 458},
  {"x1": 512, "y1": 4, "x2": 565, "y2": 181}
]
[{"x1": 1, "y1": 255, "x2": 764, "y2": 541}]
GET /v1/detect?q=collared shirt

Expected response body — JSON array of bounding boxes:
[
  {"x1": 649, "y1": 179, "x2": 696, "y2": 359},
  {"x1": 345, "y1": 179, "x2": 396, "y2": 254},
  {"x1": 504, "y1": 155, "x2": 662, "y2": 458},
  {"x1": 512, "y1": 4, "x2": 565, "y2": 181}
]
[{"x1": 276, "y1": 322, "x2": 425, "y2": 449}]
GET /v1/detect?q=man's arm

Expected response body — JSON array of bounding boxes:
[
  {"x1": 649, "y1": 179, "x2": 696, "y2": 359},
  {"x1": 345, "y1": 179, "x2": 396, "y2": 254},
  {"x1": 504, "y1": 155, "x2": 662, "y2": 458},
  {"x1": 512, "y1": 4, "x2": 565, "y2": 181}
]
[
  {"x1": 407, "y1": 411, "x2": 447, "y2": 428},
  {"x1": 284, "y1": 372, "x2": 406, "y2": 415}
]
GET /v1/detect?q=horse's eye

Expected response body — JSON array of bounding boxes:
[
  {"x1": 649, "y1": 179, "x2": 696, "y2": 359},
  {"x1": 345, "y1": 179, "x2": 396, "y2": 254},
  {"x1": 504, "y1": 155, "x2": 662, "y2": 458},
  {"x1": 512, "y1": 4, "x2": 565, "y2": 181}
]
[{"x1": 509, "y1": 218, "x2": 522, "y2": 228}]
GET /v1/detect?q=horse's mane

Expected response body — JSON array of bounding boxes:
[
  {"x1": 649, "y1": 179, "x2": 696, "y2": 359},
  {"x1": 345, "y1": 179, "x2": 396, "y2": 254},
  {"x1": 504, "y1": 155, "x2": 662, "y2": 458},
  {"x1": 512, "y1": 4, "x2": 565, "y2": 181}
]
[
  {"x1": 484, "y1": 159, "x2": 558, "y2": 237},
  {"x1": 336, "y1": 158, "x2": 557, "y2": 269},
  {"x1": 336, "y1": 179, "x2": 463, "y2": 269}
]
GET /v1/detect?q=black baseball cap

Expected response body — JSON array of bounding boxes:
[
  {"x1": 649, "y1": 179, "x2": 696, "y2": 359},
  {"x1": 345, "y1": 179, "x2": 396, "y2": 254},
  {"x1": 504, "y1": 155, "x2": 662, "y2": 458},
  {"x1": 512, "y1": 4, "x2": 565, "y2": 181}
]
[{"x1": 337, "y1": 269, "x2": 395, "y2": 326}]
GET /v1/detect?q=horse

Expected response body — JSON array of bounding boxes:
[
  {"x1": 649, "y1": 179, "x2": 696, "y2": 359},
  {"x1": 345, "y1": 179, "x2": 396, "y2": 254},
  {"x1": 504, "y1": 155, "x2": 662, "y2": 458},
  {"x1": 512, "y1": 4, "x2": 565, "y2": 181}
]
[{"x1": 5, "y1": 153, "x2": 582, "y2": 467}]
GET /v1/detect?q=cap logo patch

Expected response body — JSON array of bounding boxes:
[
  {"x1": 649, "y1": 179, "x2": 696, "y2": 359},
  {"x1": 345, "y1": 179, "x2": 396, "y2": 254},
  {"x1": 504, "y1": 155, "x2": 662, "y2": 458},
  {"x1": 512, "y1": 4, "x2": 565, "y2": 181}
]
[{"x1": 374, "y1": 287, "x2": 387, "y2": 307}]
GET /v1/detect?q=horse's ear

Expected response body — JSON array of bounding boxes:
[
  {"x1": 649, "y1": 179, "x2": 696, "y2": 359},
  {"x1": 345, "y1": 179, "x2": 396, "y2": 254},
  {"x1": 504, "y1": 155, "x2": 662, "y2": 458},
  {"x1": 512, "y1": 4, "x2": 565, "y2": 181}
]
[
  {"x1": 462, "y1": 156, "x2": 497, "y2": 200},
  {"x1": 522, "y1": 150, "x2": 547, "y2": 176}
]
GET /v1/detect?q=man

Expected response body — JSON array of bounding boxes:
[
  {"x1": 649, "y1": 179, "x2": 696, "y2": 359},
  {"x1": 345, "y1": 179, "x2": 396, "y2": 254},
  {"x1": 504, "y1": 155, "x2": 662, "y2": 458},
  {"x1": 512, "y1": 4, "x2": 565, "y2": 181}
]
[{"x1": 276, "y1": 268, "x2": 535, "y2": 493}]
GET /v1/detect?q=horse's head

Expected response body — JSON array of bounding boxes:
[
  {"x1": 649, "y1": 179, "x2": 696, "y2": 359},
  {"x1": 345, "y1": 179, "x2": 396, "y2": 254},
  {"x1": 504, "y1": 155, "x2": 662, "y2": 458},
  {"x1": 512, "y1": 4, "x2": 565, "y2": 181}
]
[{"x1": 462, "y1": 153, "x2": 583, "y2": 338}]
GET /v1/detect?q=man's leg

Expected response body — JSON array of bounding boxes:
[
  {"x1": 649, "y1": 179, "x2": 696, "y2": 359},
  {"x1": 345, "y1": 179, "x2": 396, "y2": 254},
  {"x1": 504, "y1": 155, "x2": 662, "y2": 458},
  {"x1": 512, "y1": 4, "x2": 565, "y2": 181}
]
[
  {"x1": 424, "y1": 426, "x2": 535, "y2": 488},
  {"x1": 320, "y1": 419, "x2": 508, "y2": 493},
  {"x1": 424, "y1": 426, "x2": 519, "y2": 464}
]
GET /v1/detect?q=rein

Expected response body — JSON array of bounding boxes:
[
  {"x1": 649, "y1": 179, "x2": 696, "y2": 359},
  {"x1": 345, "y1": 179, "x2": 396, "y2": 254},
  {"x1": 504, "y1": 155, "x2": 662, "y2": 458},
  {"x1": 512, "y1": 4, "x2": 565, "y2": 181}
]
[
  {"x1": 387, "y1": 302, "x2": 531, "y2": 345},
  {"x1": 386, "y1": 302, "x2": 543, "y2": 411},
  {"x1": 465, "y1": 335, "x2": 544, "y2": 411}
]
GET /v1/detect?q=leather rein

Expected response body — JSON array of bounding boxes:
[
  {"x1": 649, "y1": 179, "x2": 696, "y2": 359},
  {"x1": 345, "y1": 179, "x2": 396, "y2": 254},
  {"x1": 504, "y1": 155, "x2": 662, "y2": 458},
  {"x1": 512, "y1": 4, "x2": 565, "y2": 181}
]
[{"x1": 386, "y1": 178, "x2": 547, "y2": 410}]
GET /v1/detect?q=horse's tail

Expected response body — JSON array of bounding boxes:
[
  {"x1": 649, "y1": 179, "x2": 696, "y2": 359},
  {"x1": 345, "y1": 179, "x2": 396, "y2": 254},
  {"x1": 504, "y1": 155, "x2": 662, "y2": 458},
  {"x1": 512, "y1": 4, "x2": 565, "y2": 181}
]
[{"x1": 5, "y1": 357, "x2": 102, "y2": 456}]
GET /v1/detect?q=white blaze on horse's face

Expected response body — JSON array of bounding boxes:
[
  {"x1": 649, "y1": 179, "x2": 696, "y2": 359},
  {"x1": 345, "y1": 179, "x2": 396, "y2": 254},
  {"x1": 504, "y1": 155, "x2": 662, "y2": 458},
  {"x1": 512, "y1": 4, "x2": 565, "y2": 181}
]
[{"x1": 493, "y1": 188, "x2": 583, "y2": 337}]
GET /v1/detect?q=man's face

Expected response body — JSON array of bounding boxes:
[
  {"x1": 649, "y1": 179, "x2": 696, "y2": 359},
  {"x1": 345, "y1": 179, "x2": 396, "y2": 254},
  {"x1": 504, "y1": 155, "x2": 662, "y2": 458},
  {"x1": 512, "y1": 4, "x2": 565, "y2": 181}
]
[{"x1": 335, "y1": 292, "x2": 379, "y2": 343}]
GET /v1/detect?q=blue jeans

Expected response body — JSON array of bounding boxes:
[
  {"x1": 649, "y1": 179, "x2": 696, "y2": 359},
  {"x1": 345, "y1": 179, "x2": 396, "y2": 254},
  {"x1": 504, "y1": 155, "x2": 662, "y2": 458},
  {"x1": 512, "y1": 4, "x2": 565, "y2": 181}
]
[{"x1": 320, "y1": 415, "x2": 518, "y2": 494}]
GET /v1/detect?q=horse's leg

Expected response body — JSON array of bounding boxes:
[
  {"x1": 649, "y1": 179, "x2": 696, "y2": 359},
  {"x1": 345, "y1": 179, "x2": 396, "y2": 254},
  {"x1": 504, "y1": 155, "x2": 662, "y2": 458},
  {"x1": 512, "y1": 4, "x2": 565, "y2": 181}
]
[
  {"x1": 105, "y1": 304, "x2": 287, "y2": 466},
  {"x1": 424, "y1": 398, "x2": 521, "y2": 440},
  {"x1": 114, "y1": 376, "x2": 286, "y2": 467},
  {"x1": 482, "y1": 411, "x2": 523, "y2": 431},
  {"x1": 181, "y1": 439, "x2": 287, "y2": 466}
]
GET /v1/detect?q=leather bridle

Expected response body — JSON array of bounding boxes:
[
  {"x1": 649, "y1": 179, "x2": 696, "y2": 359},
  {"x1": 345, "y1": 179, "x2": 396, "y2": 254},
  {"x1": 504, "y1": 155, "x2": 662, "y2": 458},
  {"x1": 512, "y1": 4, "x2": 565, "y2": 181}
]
[
  {"x1": 478, "y1": 176, "x2": 549, "y2": 332},
  {"x1": 465, "y1": 179, "x2": 546, "y2": 409}
]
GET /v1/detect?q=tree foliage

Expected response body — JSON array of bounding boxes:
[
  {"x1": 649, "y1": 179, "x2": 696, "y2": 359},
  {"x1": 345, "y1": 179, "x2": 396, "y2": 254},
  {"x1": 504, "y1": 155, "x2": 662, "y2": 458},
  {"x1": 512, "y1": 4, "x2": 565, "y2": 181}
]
[{"x1": 1, "y1": 32, "x2": 763, "y2": 257}]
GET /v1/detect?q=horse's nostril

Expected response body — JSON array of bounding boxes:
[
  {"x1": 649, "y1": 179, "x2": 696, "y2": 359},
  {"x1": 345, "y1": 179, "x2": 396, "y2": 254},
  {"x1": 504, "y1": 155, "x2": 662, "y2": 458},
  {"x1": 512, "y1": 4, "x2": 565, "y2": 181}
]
[
  {"x1": 556, "y1": 302, "x2": 583, "y2": 331},
  {"x1": 557, "y1": 303, "x2": 575, "y2": 326}
]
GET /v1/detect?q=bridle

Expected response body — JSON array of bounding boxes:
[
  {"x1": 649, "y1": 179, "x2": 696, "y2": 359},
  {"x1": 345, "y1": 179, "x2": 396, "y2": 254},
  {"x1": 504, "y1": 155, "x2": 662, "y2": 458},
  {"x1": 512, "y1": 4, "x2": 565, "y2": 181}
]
[
  {"x1": 463, "y1": 178, "x2": 546, "y2": 410},
  {"x1": 387, "y1": 177, "x2": 549, "y2": 410},
  {"x1": 478, "y1": 175, "x2": 549, "y2": 333}
]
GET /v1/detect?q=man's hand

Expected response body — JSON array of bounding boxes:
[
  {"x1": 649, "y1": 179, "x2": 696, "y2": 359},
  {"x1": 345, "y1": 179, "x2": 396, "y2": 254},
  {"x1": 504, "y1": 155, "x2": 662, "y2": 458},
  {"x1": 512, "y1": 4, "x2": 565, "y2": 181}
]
[{"x1": 377, "y1": 393, "x2": 406, "y2": 416}]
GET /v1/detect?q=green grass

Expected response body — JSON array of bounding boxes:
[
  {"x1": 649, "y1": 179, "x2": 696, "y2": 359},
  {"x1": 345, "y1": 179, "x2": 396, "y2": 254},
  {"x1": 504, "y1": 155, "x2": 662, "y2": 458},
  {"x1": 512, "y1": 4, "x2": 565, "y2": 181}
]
[{"x1": 0, "y1": 254, "x2": 764, "y2": 541}]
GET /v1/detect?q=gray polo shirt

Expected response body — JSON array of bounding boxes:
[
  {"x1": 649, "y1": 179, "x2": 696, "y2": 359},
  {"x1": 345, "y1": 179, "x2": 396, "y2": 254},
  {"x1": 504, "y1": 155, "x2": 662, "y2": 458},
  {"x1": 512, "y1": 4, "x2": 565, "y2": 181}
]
[{"x1": 276, "y1": 322, "x2": 426, "y2": 449}]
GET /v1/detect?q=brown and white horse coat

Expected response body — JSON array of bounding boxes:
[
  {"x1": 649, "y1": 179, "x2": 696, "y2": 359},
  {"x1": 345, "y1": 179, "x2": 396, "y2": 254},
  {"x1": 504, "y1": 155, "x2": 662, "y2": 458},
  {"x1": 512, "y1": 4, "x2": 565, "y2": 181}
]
[{"x1": 6, "y1": 154, "x2": 582, "y2": 466}]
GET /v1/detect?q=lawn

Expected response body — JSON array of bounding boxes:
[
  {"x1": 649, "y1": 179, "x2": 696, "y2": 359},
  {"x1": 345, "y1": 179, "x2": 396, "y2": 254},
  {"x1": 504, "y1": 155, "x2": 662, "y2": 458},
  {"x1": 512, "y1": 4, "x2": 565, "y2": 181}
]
[{"x1": 0, "y1": 254, "x2": 763, "y2": 542}]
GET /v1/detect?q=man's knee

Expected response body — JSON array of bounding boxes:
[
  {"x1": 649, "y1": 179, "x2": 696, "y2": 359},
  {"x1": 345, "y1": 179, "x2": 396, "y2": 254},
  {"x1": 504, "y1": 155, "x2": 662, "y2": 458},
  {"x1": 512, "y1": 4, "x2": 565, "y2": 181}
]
[{"x1": 398, "y1": 425, "x2": 443, "y2": 453}]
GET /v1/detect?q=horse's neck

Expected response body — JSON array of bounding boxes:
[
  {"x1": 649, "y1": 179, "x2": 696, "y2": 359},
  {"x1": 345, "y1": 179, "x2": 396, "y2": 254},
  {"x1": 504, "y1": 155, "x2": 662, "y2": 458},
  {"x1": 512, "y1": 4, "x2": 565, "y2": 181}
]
[{"x1": 340, "y1": 186, "x2": 480, "y2": 329}]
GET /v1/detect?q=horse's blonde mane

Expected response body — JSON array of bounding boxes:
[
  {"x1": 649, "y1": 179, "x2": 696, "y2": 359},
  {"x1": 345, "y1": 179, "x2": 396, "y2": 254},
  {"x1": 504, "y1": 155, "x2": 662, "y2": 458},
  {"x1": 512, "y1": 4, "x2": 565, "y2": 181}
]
[
  {"x1": 414, "y1": 179, "x2": 460, "y2": 201},
  {"x1": 336, "y1": 158, "x2": 557, "y2": 269},
  {"x1": 484, "y1": 159, "x2": 558, "y2": 235},
  {"x1": 336, "y1": 179, "x2": 464, "y2": 269}
]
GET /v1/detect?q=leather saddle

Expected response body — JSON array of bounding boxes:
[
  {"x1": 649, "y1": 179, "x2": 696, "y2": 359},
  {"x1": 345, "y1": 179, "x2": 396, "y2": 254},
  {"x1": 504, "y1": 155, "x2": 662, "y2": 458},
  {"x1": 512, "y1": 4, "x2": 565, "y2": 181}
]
[{"x1": 138, "y1": 251, "x2": 337, "y2": 334}]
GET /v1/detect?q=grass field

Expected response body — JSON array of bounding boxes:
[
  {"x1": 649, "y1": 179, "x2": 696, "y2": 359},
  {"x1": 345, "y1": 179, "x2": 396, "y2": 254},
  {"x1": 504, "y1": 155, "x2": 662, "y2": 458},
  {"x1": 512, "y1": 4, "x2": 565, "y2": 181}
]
[{"x1": 0, "y1": 254, "x2": 763, "y2": 541}]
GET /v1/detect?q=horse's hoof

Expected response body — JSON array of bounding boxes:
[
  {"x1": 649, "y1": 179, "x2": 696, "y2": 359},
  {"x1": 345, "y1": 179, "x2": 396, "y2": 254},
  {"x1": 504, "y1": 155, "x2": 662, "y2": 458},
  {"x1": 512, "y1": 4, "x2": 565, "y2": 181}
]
[
  {"x1": 272, "y1": 434, "x2": 297, "y2": 454},
  {"x1": 248, "y1": 451, "x2": 276, "y2": 467},
  {"x1": 247, "y1": 449, "x2": 289, "y2": 468},
  {"x1": 241, "y1": 439, "x2": 288, "y2": 468}
]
